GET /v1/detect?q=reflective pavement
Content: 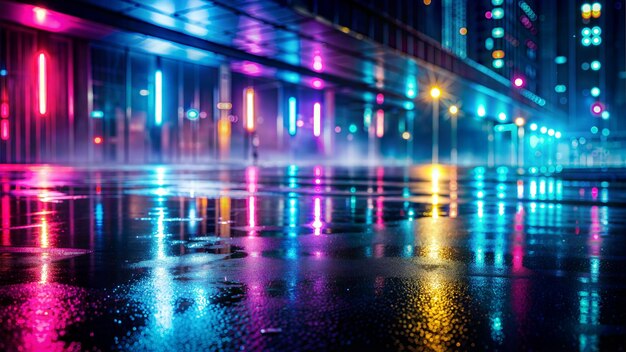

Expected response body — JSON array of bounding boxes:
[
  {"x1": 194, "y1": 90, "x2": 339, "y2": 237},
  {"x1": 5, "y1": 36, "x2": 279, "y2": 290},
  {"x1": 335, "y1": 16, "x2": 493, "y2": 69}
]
[{"x1": 0, "y1": 164, "x2": 625, "y2": 351}]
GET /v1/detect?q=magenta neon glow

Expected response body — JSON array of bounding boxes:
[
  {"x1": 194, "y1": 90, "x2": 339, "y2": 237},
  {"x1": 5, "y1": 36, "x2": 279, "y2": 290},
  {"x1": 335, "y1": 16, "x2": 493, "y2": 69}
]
[
  {"x1": 248, "y1": 196, "x2": 256, "y2": 228},
  {"x1": 0, "y1": 102, "x2": 8, "y2": 119},
  {"x1": 0, "y1": 120, "x2": 8, "y2": 140},
  {"x1": 376, "y1": 93, "x2": 384, "y2": 105},
  {"x1": 313, "y1": 197, "x2": 322, "y2": 235},
  {"x1": 247, "y1": 166, "x2": 257, "y2": 193},
  {"x1": 314, "y1": 166, "x2": 322, "y2": 187},
  {"x1": 591, "y1": 102, "x2": 603, "y2": 115},
  {"x1": 376, "y1": 196, "x2": 384, "y2": 226},
  {"x1": 312, "y1": 78, "x2": 323, "y2": 89},
  {"x1": 313, "y1": 52, "x2": 323, "y2": 72},
  {"x1": 376, "y1": 109, "x2": 384, "y2": 138},
  {"x1": 37, "y1": 53, "x2": 47, "y2": 116},
  {"x1": 33, "y1": 7, "x2": 47, "y2": 24},
  {"x1": 313, "y1": 102, "x2": 321, "y2": 137},
  {"x1": 513, "y1": 77, "x2": 525, "y2": 88},
  {"x1": 242, "y1": 62, "x2": 260, "y2": 75}
]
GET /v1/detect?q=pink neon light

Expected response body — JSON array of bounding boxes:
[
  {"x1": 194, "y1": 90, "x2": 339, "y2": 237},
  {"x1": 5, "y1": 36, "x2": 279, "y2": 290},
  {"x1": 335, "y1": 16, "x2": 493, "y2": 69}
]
[
  {"x1": 248, "y1": 196, "x2": 256, "y2": 228},
  {"x1": 313, "y1": 52, "x2": 323, "y2": 72},
  {"x1": 312, "y1": 78, "x2": 323, "y2": 89},
  {"x1": 33, "y1": 7, "x2": 47, "y2": 24},
  {"x1": 376, "y1": 93, "x2": 384, "y2": 105},
  {"x1": 591, "y1": 103, "x2": 602, "y2": 115},
  {"x1": 0, "y1": 102, "x2": 8, "y2": 118},
  {"x1": 313, "y1": 197, "x2": 322, "y2": 235},
  {"x1": 247, "y1": 166, "x2": 257, "y2": 193},
  {"x1": 38, "y1": 53, "x2": 47, "y2": 116},
  {"x1": 376, "y1": 109, "x2": 384, "y2": 138},
  {"x1": 242, "y1": 62, "x2": 260, "y2": 75},
  {"x1": 0, "y1": 120, "x2": 8, "y2": 140},
  {"x1": 313, "y1": 102, "x2": 321, "y2": 137}
]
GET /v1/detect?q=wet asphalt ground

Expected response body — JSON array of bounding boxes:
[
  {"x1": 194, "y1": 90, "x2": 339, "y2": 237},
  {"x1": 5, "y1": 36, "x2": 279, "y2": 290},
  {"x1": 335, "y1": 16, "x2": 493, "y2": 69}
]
[{"x1": 0, "y1": 164, "x2": 625, "y2": 351}]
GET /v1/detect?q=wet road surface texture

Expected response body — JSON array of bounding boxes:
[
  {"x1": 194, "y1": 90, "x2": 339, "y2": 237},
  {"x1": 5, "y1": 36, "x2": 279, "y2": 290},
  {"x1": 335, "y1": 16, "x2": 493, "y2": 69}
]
[{"x1": 0, "y1": 164, "x2": 625, "y2": 351}]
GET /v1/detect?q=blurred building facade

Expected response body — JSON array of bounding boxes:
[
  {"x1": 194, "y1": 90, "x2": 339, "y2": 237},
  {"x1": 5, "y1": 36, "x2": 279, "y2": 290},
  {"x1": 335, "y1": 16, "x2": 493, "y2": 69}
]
[{"x1": 0, "y1": 0, "x2": 622, "y2": 166}]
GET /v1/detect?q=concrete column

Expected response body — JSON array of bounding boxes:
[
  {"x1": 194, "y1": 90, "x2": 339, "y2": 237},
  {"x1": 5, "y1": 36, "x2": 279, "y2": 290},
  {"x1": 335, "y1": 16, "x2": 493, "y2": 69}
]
[
  {"x1": 517, "y1": 126, "x2": 525, "y2": 168},
  {"x1": 124, "y1": 48, "x2": 131, "y2": 163},
  {"x1": 276, "y1": 83, "x2": 284, "y2": 149},
  {"x1": 323, "y1": 90, "x2": 335, "y2": 157},
  {"x1": 487, "y1": 121, "x2": 494, "y2": 168},
  {"x1": 217, "y1": 64, "x2": 231, "y2": 160},
  {"x1": 407, "y1": 110, "x2": 414, "y2": 163}
]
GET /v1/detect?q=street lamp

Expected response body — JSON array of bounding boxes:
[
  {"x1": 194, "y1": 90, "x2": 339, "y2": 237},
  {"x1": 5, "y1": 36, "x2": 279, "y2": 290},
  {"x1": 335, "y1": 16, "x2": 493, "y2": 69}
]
[
  {"x1": 430, "y1": 87, "x2": 441, "y2": 99},
  {"x1": 430, "y1": 87, "x2": 441, "y2": 164},
  {"x1": 449, "y1": 104, "x2": 459, "y2": 165}
]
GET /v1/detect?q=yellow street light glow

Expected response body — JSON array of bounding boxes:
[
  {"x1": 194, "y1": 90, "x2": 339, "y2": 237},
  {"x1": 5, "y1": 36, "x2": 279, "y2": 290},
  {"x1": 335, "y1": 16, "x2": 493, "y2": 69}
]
[
  {"x1": 430, "y1": 87, "x2": 441, "y2": 99},
  {"x1": 449, "y1": 105, "x2": 459, "y2": 115},
  {"x1": 515, "y1": 117, "x2": 525, "y2": 126},
  {"x1": 245, "y1": 87, "x2": 255, "y2": 132}
]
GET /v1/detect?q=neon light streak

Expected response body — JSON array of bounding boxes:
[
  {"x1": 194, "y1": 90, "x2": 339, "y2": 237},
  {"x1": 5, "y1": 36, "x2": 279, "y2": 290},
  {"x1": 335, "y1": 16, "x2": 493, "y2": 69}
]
[
  {"x1": 313, "y1": 197, "x2": 322, "y2": 235},
  {"x1": 312, "y1": 78, "x2": 323, "y2": 89},
  {"x1": 38, "y1": 53, "x2": 47, "y2": 116},
  {"x1": 155, "y1": 70, "x2": 163, "y2": 126},
  {"x1": 0, "y1": 120, "x2": 8, "y2": 140},
  {"x1": 313, "y1": 52, "x2": 323, "y2": 72},
  {"x1": 376, "y1": 109, "x2": 384, "y2": 138},
  {"x1": 364, "y1": 107, "x2": 372, "y2": 128},
  {"x1": 248, "y1": 196, "x2": 256, "y2": 228},
  {"x1": 247, "y1": 166, "x2": 257, "y2": 193},
  {"x1": 245, "y1": 87, "x2": 255, "y2": 132},
  {"x1": 477, "y1": 105, "x2": 486, "y2": 117},
  {"x1": 313, "y1": 102, "x2": 321, "y2": 137},
  {"x1": 33, "y1": 7, "x2": 47, "y2": 24},
  {"x1": 40, "y1": 216, "x2": 49, "y2": 248},
  {"x1": 0, "y1": 102, "x2": 8, "y2": 118},
  {"x1": 288, "y1": 97, "x2": 297, "y2": 136}
]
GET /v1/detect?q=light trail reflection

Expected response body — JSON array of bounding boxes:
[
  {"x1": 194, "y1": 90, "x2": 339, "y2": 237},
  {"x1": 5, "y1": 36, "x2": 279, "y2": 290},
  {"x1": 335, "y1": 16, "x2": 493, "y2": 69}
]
[{"x1": 312, "y1": 196, "x2": 323, "y2": 236}]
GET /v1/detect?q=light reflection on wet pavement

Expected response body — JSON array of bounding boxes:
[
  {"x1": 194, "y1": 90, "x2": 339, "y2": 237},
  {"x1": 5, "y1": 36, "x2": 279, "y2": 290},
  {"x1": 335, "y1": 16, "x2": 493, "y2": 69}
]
[{"x1": 0, "y1": 164, "x2": 625, "y2": 351}]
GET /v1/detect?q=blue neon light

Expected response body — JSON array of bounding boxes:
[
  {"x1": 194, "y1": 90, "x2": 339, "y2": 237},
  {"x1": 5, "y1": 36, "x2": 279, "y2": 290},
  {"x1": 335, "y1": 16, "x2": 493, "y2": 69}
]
[
  {"x1": 288, "y1": 97, "x2": 297, "y2": 136},
  {"x1": 155, "y1": 70, "x2": 163, "y2": 126}
]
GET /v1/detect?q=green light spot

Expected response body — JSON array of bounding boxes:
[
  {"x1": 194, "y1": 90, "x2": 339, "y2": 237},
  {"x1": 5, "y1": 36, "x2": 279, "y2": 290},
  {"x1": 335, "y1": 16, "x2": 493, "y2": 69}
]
[
  {"x1": 590, "y1": 87, "x2": 600, "y2": 97},
  {"x1": 91, "y1": 110, "x2": 104, "y2": 118},
  {"x1": 590, "y1": 60, "x2": 601, "y2": 70},
  {"x1": 492, "y1": 8, "x2": 504, "y2": 19},
  {"x1": 186, "y1": 109, "x2": 199, "y2": 120}
]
